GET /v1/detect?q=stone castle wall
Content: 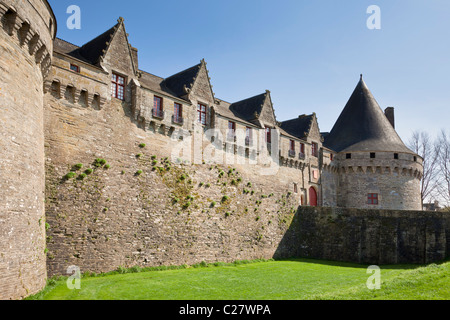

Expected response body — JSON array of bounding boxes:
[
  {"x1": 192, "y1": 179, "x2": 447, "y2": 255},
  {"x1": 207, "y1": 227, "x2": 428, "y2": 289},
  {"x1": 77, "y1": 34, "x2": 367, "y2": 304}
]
[
  {"x1": 43, "y1": 93, "x2": 304, "y2": 276},
  {"x1": 288, "y1": 206, "x2": 449, "y2": 265},
  {"x1": 0, "y1": 0, "x2": 55, "y2": 300},
  {"x1": 0, "y1": 0, "x2": 438, "y2": 300}
]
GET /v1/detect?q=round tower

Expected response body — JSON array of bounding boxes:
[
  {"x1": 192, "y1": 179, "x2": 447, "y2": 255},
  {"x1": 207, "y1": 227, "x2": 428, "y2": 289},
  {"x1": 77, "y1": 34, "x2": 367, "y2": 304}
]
[
  {"x1": 325, "y1": 76, "x2": 423, "y2": 211},
  {"x1": 0, "y1": 0, "x2": 56, "y2": 299}
]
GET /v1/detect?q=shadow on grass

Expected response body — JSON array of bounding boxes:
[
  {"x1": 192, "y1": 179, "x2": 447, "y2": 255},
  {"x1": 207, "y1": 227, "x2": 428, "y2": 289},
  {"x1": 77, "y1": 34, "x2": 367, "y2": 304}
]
[{"x1": 271, "y1": 257, "x2": 438, "y2": 270}]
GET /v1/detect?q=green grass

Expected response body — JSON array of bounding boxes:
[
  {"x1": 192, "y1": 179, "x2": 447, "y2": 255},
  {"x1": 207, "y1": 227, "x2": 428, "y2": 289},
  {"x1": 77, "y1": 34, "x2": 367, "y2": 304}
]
[{"x1": 26, "y1": 259, "x2": 449, "y2": 300}]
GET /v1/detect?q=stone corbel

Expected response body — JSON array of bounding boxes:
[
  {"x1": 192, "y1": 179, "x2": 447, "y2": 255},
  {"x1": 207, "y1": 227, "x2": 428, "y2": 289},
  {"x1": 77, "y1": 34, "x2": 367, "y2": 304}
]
[
  {"x1": 59, "y1": 84, "x2": 69, "y2": 100},
  {"x1": 73, "y1": 88, "x2": 82, "y2": 104},
  {"x1": 2, "y1": 7, "x2": 17, "y2": 36},
  {"x1": 43, "y1": 79, "x2": 53, "y2": 94},
  {"x1": 0, "y1": 3, "x2": 8, "y2": 16},
  {"x1": 98, "y1": 96, "x2": 107, "y2": 109},
  {"x1": 35, "y1": 45, "x2": 47, "y2": 65},
  {"x1": 10, "y1": 14, "x2": 24, "y2": 39},
  {"x1": 28, "y1": 33, "x2": 42, "y2": 56},
  {"x1": 18, "y1": 20, "x2": 32, "y2": 46}
]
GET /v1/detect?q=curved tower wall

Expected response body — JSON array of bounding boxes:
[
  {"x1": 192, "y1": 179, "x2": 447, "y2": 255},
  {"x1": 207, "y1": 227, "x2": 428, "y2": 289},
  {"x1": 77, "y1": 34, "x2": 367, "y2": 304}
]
[
  {"x1": 335, "y1": 151, "x2": 423, "y2": 211},
  {"x1": 0, "y1": 0, "x2": 55, "y2": 299}
]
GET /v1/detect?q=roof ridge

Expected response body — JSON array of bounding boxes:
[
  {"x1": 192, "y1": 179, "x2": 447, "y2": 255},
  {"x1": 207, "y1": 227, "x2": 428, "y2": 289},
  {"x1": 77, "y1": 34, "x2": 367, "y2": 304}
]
[
  {"x1": 55, "y1": 37, "x2": 80, "y2": 48},
  {"x1": 230, "y1": 92, "x2": 267, "y2": 105},
  {"x1": 164, "y1": 63, "x2": 201, "y2": 81},
  {"x1": 138, "y1": 70, "x2": 164, "y2": 81}
]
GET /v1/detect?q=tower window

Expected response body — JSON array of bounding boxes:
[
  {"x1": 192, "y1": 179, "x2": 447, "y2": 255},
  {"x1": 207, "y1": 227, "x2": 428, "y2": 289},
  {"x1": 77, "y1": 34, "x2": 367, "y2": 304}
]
[
  {"x1": 368, "y1": 193, "x2": 379, "y2": 205},
  {"x1": 294, "y1": 183, "x2": 298, "y2": 194},
  {"x1": 346, "y1": 153, "x2": 352, "y2": 159},
  {"x1": 370, "y1": 153, "x2": 376, "y2": 159},
  {"x1": 394, "y1": 153, "x2": 399, "y2": 160},
  {"x1": 414, "y1": 156, "x2": 417, "y2": 162}
]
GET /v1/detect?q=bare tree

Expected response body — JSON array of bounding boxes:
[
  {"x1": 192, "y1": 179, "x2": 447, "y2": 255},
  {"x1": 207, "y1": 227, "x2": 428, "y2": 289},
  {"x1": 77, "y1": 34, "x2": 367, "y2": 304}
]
[
  {"x1": 408, "y1": 131, "x2": 440, "y2": 206},
  {"x1": 436, "y1": 130, "x2": 450, "y2": 206}
]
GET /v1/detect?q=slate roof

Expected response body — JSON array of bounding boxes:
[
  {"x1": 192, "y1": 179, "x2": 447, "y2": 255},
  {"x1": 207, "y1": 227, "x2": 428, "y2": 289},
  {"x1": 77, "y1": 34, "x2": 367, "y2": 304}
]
[
  {"x1": 161, "y1": 63, "x2": 202, "y2": 98},
  {"x1": 53, "y1": 23, "x2": 118, "y2": 66},
  {"x1": 138, "y1": 71, "x2": 182, "y2": 100},
  {"x1": 77, "y1": 25, "x2": 117, "y2": 65},
  {"x1": 280, "y1": 114, "x2": 315, "y2": 140},
  {"x1": 229, "y1": 93, "x2": 267, "y2": 123},
  {"x1": 324, "y1": 76, "x2": 414, "y2": 154},
  {"x1": 214, "y1": 99, "x2": 261, "y2": 128}
]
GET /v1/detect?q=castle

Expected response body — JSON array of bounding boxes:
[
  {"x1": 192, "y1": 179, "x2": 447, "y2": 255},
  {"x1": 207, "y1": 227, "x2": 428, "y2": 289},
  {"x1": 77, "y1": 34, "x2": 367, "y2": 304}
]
[{"x1": 2, "y1": 0, "x2": 447, "y2": 301}]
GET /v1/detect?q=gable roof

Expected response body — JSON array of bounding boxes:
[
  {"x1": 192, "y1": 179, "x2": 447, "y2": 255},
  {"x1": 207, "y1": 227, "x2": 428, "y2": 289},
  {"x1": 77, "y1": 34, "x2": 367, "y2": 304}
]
[
  {"x1": 280, "y1": 114, "x2": 315, "y2": 140},
  {"x1": 214, "y1": 99, "x2": 261, "y2": 128},
  {"x1": 324, "y1": 76, "x2": 413, "y2": 154},
  {"x1": 78, "y1": 24, "x2": 117, "y2": 65},
  {"x1": 161, "y1": 63, "x2": 202, "y2": 98},
  {"x1": 53, "y1": 18, "x2": 136, "y2": 72},
  {"x1": 229, "y1": 92, "x2": 268, "y2": 123}
]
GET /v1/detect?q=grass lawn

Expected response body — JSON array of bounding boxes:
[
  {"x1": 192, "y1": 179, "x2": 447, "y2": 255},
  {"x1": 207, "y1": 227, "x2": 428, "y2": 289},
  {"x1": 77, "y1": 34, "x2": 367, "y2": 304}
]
[{"x1": 27, "y1": 259, "x2": 449, "y2": 300}]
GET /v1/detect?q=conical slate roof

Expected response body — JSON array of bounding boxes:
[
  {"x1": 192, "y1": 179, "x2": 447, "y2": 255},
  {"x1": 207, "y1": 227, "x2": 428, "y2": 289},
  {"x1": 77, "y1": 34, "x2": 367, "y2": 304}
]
[{"x1": 324, "y1": 76, "x2": 413, "y2": 154}]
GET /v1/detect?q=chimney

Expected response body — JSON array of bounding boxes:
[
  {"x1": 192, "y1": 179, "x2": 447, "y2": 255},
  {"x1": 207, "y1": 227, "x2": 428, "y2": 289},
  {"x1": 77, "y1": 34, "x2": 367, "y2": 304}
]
[{"x1": 385, "y1": 107, "x2": 395, "y2": 129}]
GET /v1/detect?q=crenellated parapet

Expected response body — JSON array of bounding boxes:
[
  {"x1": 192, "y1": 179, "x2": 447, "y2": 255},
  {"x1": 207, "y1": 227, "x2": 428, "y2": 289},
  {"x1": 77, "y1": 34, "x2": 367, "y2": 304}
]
[
  {"x1": 328, "y1": 151, "x2": 423, "y2": 180},
  {"x1": 0, "y1": 0, "x2": 56, "y2": 78}
]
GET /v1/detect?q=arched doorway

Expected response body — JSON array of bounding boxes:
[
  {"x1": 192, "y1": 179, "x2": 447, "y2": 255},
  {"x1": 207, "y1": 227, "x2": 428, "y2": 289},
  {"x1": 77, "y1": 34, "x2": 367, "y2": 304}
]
[{"x1": 309, "y1": 187, "x2": 318, "y2": 207}]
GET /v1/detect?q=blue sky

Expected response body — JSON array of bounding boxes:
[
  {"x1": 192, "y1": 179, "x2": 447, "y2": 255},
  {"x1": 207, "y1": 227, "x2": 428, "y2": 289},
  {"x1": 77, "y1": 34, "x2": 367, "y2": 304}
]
[{"x1": 48, "y1": 0, "x2": 450, "y2": 143}]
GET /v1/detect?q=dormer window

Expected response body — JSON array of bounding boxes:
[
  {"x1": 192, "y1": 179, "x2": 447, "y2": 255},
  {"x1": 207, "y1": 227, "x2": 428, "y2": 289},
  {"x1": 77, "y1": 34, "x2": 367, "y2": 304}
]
[{"x1": 111, "y1": 73, "x2": 125, "y2": 100}]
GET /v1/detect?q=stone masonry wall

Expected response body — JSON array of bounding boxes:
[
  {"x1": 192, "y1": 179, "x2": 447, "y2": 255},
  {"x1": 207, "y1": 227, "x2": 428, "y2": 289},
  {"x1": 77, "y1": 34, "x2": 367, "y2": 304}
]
[
  {"x1": 44, "y1": 93, "x2": 303, "y2": 276},
  {"x1": 0, "y1": 0, "x2": 55, "y2": 300},
  {"x1": 292, "y1": 206, "x2": 448, "y2": 265}
]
